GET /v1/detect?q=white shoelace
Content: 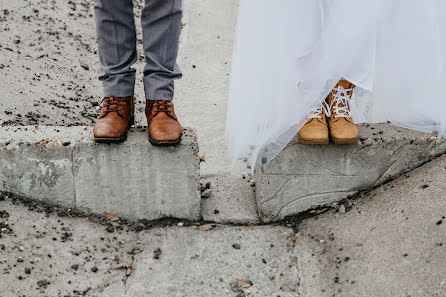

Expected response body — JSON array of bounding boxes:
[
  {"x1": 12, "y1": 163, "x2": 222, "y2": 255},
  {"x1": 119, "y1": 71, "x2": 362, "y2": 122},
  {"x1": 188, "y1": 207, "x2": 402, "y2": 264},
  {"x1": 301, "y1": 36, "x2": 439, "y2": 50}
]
[
  {"x1": 308, "y1": 101, "x2": 331, "y2": 119},
  {"x1": 329, "y1": 86, "x2": 353, "y2": 118}
]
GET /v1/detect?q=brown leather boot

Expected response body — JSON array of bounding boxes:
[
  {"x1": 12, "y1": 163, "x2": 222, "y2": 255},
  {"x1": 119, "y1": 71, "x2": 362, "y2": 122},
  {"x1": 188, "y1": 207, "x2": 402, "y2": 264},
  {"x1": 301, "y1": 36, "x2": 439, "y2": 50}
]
[
  {"x1": 326, "y1": 80, "x2": 358, "y2": 144},
  {"x1": 298, "y1": 102, "x2": 330, "y2": 145},
  {"x1": 93, "y1": 96, "x2": 135, "y2": 143},
  {"x1": 145, "y1": 100, "x2": 182, "y2": 146}
]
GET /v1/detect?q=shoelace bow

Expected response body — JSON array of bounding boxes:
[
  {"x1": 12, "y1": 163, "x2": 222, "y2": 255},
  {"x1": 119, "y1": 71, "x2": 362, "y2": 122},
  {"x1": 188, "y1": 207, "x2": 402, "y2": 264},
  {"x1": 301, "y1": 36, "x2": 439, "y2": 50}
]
[
  {"x1": 102, "y1": 97, "x2": 128, "y2": 118},
  {"x1": 309, "y1": 100, "x2": 331, "y2": 119},
  {"x1": 329, "y1": 86, "x2": 353, "y2": 118},
  {"x1": 152, "y1": 100, "x2": 175, "y2": 119}
]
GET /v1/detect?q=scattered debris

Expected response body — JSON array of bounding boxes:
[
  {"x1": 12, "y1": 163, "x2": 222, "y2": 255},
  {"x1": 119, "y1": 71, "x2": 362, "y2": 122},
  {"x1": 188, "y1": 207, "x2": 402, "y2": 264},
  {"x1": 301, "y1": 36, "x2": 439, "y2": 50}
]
[
  {"x1": 198, "y1": 224, "x2": 215, "y2": 231},
  {"x1": 201, "y1": 189, "x2": 212, "y2": 199},
  {"x1": 109, "y1": 263, "x2": 128, "y2": 271},
  {"x1": 154, "y1": 248, "x2": 162, "y2": 259},
  {"x1": 231, "y1": 279, "x2": 253, "y2": 296},
  {"x1": 200, "y1": 182, "x2": 211, "y2": 192},
  {"x1": 37, "y1": 280, "x2": 50, "y2": 288},
  {"x1": 80, "y1": 62, "x2": 89, "y2": 71},
  {"x1": 309, "y1": 208, "x2": 330, "y2": 215},
  {"x1": 106, "y1": 213, "x2": 119, "y2": 221}
]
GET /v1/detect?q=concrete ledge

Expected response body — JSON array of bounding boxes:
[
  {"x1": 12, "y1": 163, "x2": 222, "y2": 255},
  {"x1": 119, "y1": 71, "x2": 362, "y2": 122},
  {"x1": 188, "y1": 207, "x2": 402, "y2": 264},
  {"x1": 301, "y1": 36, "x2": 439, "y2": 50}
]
[
  {"x1": 0, "y1": 126, "x2": 200, "y2": 221},
  {"x1": 255, "y1": 124, "x2": 446, "y2": 222}
]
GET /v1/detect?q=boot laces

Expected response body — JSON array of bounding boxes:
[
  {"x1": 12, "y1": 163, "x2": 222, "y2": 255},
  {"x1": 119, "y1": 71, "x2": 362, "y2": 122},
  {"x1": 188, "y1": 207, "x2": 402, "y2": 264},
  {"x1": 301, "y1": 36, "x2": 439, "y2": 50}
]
[
  {"x1": 102, "y1": 97, "x2": 128, "y2": 118},
  {"x1": 329, "y1": 86, "x2": 353, "y2": 118},
  {"x1": 153, "y1": 100, "x2": 174, "y2": 118},
  {"x1": 308, "y1": 101, "x2": 331, "y2": 119}
]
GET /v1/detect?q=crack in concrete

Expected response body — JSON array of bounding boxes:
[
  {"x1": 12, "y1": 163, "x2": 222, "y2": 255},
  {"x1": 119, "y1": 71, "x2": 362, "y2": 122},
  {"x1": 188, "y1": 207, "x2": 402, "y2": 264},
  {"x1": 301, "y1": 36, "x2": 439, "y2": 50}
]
[
  {"x1": 274, "y1": 190, "x2": 354, "y2": 219},
  {"x1": 352, "y1": 143, "x2": 374, "y2": 154},
  {"x1": 263, "y1": 173, "x2": 359, "y2": 177},
  {"x1": 123, "y1": 232, "x2": 140, "y2": 295},
  {"x1": 372, "y1": 145, "x2": 406, "y2": 187},
  {"x1": 261, "y1": 177, "x2": 293, "y2": 205},
  {"x1": 251, "y1": 177, "x2": 262, "y2": 222},
  {"x1": 71, "y1": 147, "x2": 77, "y2": 209},
  {"x1": 294, "y1": 245, "x2": 302, "y2": 296}
]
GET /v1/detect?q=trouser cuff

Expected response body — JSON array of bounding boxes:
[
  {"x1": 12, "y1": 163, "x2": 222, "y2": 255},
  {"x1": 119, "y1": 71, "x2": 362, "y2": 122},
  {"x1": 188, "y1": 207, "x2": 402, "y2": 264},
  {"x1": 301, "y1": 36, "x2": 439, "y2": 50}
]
[{"x1": 102, "y1": 73, "x2": 135, "y2": 97}]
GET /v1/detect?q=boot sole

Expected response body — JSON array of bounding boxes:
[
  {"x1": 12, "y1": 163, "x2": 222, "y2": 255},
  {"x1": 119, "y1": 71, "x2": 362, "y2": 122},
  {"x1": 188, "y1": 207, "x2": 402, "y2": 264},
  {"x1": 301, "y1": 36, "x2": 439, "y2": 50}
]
[
  {"x1": 94, "y1": 116, "x2": 134, "y2": 144},
  {"x1": 149, "y1": 135, "x2": 182, "y2": 147},
  {"x1": 94, "y1": 136, "x2": 127, "y2": 144},
  {"x1": 330, "y1": 137, "x2": 358, "y2": 145},
  {"x1": 298, "y1": 138, "x2": 329, "y2": 145}
]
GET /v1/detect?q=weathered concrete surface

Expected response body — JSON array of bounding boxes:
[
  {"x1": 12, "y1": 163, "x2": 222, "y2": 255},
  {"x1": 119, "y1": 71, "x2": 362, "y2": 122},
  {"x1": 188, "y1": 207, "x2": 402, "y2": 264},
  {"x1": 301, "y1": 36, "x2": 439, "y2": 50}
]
[
  {"x1": 115, "y1": 225, "x2": 299, "y2": 297},
  {"x1": 0, "y1": 195, "x2": 300, "y2": 297},
  {"x1": 256, "y1": 123, "x2": 446, "y2": 222},
  {"x1": 0, "y1": 126, "x2": 200, "y2": 221},
  {"x1": 0, "y1": 196, "x2": 137, "y2": 297},
  {"x1": 2, "y1": 155, "x2": 446, "y2": 297},
  {"x1": 295, "y1": 154, "x2": 446, "y2": 297},
  {"x1": 200, "y1": 174, "x2": 259, "y2": 224}
]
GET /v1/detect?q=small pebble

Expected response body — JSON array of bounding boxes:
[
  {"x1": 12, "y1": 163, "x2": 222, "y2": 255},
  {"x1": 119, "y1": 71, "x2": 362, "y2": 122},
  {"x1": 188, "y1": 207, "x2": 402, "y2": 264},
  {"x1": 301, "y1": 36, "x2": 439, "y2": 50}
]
[
  {"x1": 154, "y1": 248, "x2": 162, "y2": 259},
  {"x1": 201, "y1": 189, "x2": 211, "y2": 199}
]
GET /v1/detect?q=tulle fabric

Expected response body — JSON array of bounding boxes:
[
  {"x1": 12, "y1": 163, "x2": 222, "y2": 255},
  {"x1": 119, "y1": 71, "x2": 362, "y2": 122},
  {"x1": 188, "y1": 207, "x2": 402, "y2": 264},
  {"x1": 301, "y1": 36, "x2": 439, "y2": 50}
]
[{"x1": 227, "y1": 0, "x2": 446, "y2": 170}]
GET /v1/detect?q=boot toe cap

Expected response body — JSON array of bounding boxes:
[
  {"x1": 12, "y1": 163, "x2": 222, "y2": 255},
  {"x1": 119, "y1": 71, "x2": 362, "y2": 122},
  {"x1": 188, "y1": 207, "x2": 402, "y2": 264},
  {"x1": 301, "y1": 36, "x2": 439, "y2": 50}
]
[
  {"x1": 149, "y1": 123, "x2": 182, "y2": 142},
  {"x1": 298, "y1": 126, "x2": 329, "y2": 141},
  {"x1": 330, "y1": 125, "x2": 358, "y2": 140},
  {"x1": 93, "y1": 121, "x2": 127, "y2": 139}
]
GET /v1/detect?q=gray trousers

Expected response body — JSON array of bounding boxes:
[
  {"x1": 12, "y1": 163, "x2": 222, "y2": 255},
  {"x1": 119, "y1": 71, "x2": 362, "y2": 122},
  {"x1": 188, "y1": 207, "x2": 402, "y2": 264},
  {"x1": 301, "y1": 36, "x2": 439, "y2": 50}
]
[{"x1": 94, "y1": 0, "x2": 182, "y2": 100}]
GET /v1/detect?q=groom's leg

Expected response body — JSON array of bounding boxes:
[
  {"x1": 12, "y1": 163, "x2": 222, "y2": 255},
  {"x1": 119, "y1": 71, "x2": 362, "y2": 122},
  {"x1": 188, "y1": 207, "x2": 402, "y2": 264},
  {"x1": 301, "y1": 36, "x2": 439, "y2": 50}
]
[
  {"x1": 141, "y1": 0, "x2": 182, "y2": 100},
  {"x1": 93, "y1": 0, "x2": 136, "y2": 143},
  {"x1": 94, "y1": 0, "x2": 137, "y2": 97},
  {"x1": 142, "y1": 0, "x2": 183, "y2": 146}
]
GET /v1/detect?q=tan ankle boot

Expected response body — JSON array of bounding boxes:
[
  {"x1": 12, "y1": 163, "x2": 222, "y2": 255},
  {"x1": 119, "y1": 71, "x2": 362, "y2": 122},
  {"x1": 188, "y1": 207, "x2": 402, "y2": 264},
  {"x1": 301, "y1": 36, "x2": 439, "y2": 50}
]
[
  {"x1": 326, "y1": 80, "x2": 358, "y2": 144},
  {"x1": 298, "y1": 101, "x2": 330, "y2": 145}
]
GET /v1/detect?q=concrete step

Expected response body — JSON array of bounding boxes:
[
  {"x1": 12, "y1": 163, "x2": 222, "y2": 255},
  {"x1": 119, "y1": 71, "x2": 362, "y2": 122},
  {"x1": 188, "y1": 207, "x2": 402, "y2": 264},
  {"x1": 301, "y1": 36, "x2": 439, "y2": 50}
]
[
  {"x1": 255, "y1": 123, "x2": 446, "y2": 222},
  {"x1": 0, "y1": 126, "x2": 201, "y2": 221}
]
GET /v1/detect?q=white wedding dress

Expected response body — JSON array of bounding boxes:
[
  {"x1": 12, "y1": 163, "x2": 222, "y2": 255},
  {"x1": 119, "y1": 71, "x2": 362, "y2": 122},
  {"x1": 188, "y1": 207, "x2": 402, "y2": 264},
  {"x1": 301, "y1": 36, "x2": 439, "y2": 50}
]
[{"x1": 227, "y1": 0, "x2": 446, "y2": 169}]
